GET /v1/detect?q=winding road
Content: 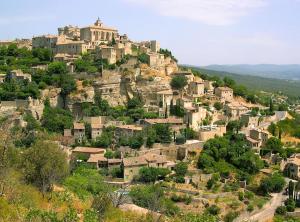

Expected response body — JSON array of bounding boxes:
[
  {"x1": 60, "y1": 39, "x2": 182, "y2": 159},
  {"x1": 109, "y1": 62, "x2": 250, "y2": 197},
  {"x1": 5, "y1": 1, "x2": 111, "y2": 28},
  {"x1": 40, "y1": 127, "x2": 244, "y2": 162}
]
[{"x1": 234, "y1": 192, "x2": 287, "y2": 222}]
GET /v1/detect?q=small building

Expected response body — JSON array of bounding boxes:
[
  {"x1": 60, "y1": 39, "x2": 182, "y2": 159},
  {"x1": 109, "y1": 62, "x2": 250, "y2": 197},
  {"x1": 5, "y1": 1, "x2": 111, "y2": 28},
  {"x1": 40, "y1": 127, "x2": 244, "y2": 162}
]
[
  {"x1": 285, "y1": 154, "x2": 300, "y2": 180},
  {"x1": 184, "y1": 106, "x2": 207, "y2": 130},
  {"x1": 73, "y1": 122, "x2": 85, "y2": 143},
  {"x1": 97, "y1": 46, "x2": 117, "y2": 64},
  {"x1": 241, "y1": 113, "x2": 260, "y2": 128},
  {"x1": 72, "y1": 147, "x2": 106, "y2": 161},
  {"x1": 215, "y1": 87, "x2": 233, "y2": 101},
  {"x1": 157, "y1": 89, "x2": 173, "y2": 108},
  {"x1": 123, "y1": 154, "x2": 169, "y2": 182},
  {"x1": 115, "y1": 125, "x2": 143, "y2": 138},
  {"x1": 224, "y1": 103, "x2": 249, "y2": 120},
  {"x1": 8, "y1": 70, "x2": 31, "y2": 82},
  {"x1": 172, "y1": 71, "x2": 195, "y2": 83},
  {"x1": 72, "y1": 147, "x2": 106, "y2": 155},
  {"x1": 91, "y1": 123, "x2": 103, "y2": 140},
  {"x1": 189, "y1": 79, "x2": 205, "y2": 96},
  {"x1": 123, "y1": 156, "x2": 148, "y2": 182},
  {"x1": 198, "y1": 125, "x2": 226, "y2": 142},
  {"x1": 249, "y1": 128, "x2": 270, "y2": 147},
  {"x1": 141, "y1": 118, "x2": 184, "y2": 132},
  {"x1": 56, "y1": 40, "x2": 90, "y2": 55}
]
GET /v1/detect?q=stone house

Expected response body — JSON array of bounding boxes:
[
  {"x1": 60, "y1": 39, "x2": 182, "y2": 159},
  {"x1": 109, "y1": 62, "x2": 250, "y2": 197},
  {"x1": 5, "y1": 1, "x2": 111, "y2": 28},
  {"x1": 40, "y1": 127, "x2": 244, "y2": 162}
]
[
  {"x1": 189, "y1": 80, "x2": 205, "y2": 96},
  {"x1": 72, "y1": 147, "x2": 106, "y2": 161},
  {"x1": 32, "y1": 34, "x2": 63, "y2": 51},
  {"x1": 8, "y1": 70, "x2": 31, "y2": 82},
  {"x1": 115, "y1": 125, "x2": 143, "y2": 139},
  {"x1": 198, "y1": 125, "x2": 226, "y2": 142},
  {"x1": 224, "y1": 103, "x2": 249, "y2": 120},
  {"x1": 87, "y1": 154, "x2": 122, "y2": 170},
  {"x1": 204, "y1": 80, "x2": 214, "y2": 93},
  {"x1": 249, "y1": 128, "x2": 271, "y2": 147},
  {"x1": 241, "y1": 113, "x2": 260, "y2": 128},
  {"x1": 215, "y1": 87, "x2": 233, "y2": 101},
  {"x1": 56, "y1": 40, "x2": 91, "y2": 55},
  {"x1": 58, "y1": 25, "x2": 80, "y2": 39},
  {"x1": 172, "y1": 71, "x2": 195, "y2": 83},
  {"x1": 96, "y1": 46, "x2": 117, "y2": 64},
  {"x1": 157, "y1": 90, "x2": 173, "y2": 108},
  {"x1": 141, "y1": 118, "x2": 184, "y2": 133},
  {"x1": 284, "y1": 154, "x2": 300, "y2": 180},
  {"x1": 184, "y1": 106, "x2": 207, "y2": 130},
  {"x1": 123, "y1": 153, "x2": 169, "y2": 182},
  {"x1": 73, "y1": 122, "x2": 85, "y2": 143},
  {"x1": 91, "y1": 123, "x2": 103, "y2": 140}
]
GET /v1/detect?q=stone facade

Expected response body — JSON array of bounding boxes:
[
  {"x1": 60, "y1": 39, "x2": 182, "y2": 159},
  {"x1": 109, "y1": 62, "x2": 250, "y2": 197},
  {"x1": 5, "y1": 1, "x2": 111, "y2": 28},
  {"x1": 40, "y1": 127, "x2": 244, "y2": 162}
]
[
  {"x1": 80, "y1": 18, "x2": 118, "y2": 45},
  {"x1": 198, "y1": 125, "x2": 226, "y2": 142},
  {"x1": 215, "y1": 87, "x2": 233, "y2": 101}
]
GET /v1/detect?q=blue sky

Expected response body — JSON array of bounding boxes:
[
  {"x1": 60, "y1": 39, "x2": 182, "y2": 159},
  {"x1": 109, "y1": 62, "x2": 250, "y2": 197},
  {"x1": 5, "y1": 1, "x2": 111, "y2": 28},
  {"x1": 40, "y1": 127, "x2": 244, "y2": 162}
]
[{"x1": 1, "y1": 0, "x2": 300, "y2": 65}]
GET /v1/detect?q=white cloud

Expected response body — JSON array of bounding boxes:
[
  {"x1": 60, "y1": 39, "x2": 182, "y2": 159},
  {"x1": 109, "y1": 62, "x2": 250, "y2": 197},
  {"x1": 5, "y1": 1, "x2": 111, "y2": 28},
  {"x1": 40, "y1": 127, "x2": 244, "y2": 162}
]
[
  {"x1": 124, "y1": 0, "x2": 267, "y2": 25},
  {"x1": 0, "y1": 15, "x2": 55, "y2": 25}
]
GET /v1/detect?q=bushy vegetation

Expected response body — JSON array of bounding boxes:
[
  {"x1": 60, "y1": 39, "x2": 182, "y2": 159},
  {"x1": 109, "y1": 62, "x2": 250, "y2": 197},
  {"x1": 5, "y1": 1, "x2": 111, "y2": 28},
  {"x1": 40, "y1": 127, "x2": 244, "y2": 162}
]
[{"x1": 197, "y1": 134, "x2": 264, "y2": 178}]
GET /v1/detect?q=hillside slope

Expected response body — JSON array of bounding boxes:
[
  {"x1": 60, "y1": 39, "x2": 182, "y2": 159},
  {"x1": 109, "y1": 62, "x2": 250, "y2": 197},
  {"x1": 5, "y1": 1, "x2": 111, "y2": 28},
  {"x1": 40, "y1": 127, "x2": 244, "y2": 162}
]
[
  {"x1": 189, "y1": 67, "x2": 300, "y2": 98},
  {"x1": 203, "y1": 64, "x2": 300, "y2": 80}
]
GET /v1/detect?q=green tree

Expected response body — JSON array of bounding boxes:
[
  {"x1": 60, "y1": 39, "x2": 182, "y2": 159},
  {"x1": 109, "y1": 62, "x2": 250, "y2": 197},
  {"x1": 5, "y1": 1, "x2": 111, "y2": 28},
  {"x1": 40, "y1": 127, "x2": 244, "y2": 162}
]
[
  {"x1": 170, "y1": 75, "x2": 188, "y2": 90},
  {"x1": 259, "y1": 173, "x2": 286, "y2": 194},
  {"x1": 153, "y1": 124, "x2": 172, "y2": 143},
  {"x1": 48, "y1": 61, "x2": 67, "y2": 74},
  {"x1": 22, "y1": 139, "x2": 68, "y2": 194},
  {"x1": 174, "y1": 162, "x2": 188, "y2": 177},
  {"x1": 265, "y1": 137, "x2": 283, "y2": 154}
]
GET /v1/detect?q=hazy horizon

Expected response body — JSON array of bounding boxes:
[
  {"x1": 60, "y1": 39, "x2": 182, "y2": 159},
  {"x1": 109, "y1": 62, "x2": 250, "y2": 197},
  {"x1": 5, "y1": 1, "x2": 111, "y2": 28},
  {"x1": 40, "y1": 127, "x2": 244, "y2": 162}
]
[{"x1": 1, "y1": 0, "x2": 300, "y2": 65}]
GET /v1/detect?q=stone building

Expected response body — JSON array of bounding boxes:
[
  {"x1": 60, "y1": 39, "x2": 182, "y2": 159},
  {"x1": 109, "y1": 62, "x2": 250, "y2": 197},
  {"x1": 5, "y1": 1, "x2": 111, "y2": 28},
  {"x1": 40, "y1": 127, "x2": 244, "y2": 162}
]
[
  {"x1": 241, "y1": 113, "x2": 260, "y2": 128},
  {"x1": 215, "y1": 87, "x2": 233, "y2": 101},
  {"x1": 224, "y1": 103, "x2": 249, "y2": 120},
  {"x1": 91, "y1": 123, "x2": 103, "y2": 140},
  {"x1": 198, "y1": 125, "x2": 226, "y2": 142},
  {"x1": 32, "y1": 34, "x2": 65, "y2": 52},
  {"x1": 284, "y1": 154, "x2": 300, "y2": 180},
  {"x1": 249, "y1": 128, "x2": 271, "y2": 147},
  {"x1": 73, "y1": 122, "x2": 85, "y2": 143},
  {"x1": 123, "y1": 153, "x2": 169, "y2": 182},
  {"x1": 157, "y1": 90, "x2": 173, "y2": 109},
  {"x1": 150, "y1": 40, "x2": 160, "y2": 53},
  {"x1": 80, "y1": 18, "x2": 118, "y2": 46},
  {"x1": 115, "y1": 125, "x2": 143, "y2": 139},
  {"x1": 8, "y1": 70, "x2": 31, "y2": 82},
  {"x1": 189, "y1": 79, "x2": 205, "y2": 96},
  {"x1": 184, "y1": 106, "x2": 207, "y2": 130},
  {"x1": 56, "y1": 40, "x2": 91, "y2": 55},
  {"x1": 172, "y1": 71, "x2": 195, "y2": 83},
  {"x1": 96, "y1": 46, "x2": 117, "y2": 64},
  {"x1": 58, "y1": 25, "x2": 80, "y2": 39}
]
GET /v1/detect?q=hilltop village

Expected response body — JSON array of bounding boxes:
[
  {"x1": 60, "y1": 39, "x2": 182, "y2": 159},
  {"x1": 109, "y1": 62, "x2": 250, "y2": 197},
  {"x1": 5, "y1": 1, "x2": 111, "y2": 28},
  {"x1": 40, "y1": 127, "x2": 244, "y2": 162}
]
[{"x1": 1, "y1": 19, "x2": 300, "y2": 222}]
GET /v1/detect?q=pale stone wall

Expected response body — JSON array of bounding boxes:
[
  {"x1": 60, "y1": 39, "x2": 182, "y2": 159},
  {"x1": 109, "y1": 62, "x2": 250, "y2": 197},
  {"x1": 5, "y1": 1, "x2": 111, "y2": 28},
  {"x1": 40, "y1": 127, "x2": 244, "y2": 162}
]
[{"x1": 198, "y1": 126, "x2": 226, "y2": 142}]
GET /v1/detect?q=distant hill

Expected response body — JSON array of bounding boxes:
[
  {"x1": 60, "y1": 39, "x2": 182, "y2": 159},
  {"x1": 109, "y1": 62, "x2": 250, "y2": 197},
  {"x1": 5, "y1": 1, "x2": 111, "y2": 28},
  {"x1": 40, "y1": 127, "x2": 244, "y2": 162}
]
[
  {"x1": 202, "y1": 64, "x2": 300, "y2": 81},
  {"x1": 188, "y1": 67, "x2": 300, "y2": 98}
]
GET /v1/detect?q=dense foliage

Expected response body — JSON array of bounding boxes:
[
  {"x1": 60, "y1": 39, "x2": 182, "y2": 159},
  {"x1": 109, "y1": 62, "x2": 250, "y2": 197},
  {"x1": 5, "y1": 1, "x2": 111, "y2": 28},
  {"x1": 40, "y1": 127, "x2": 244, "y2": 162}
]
[{"x1": 197, "y1": 134, "x2": 264, "y2": 177}]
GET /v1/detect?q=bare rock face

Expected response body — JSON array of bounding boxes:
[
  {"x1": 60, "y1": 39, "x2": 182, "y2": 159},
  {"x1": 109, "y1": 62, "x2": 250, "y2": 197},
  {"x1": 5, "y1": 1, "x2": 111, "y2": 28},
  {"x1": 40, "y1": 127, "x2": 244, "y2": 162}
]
[
  {"x1": 93, "y1": 71, "x2": 127, "y2": 106},
  {"x1": 41, "y1": 87, "x2": 63, "y2": 108},
  {"x1": 68, "y1": 86, "x2": 95, "y2": 104}
]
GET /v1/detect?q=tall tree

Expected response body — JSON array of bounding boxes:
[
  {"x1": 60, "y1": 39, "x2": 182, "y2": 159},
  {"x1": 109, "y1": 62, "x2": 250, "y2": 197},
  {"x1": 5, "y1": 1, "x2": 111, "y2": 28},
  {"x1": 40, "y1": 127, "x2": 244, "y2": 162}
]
[{"x1": 22, "y1": 139, "x2": 69, "y2": 194}]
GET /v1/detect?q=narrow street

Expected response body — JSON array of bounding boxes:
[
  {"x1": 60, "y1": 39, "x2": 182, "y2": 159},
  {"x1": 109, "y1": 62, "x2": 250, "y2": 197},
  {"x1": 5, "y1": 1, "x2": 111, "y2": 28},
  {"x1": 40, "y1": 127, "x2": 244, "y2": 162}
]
[{"x1": 234, "y1": 192, "x2": 287, "y2": 222}]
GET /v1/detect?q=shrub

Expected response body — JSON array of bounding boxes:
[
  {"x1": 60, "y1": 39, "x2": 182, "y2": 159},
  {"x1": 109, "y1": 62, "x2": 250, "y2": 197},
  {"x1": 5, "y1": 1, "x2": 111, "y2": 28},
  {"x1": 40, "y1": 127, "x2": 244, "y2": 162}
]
[
  {"x1": 224, "y1": 211, "x2": 239, "y2": 222},
  {"x1": 206, "y1": 205, "x2": 221, "y2": 215},
  {"x1": 275, "y1": 206, "x2": 287, "y2": 215},
  {"x1": 238, "y1": 192, "x2": 244, "y2": 201},
  {"x1": 247, "y1": 204, "x2": 254, "y2": 212}
]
